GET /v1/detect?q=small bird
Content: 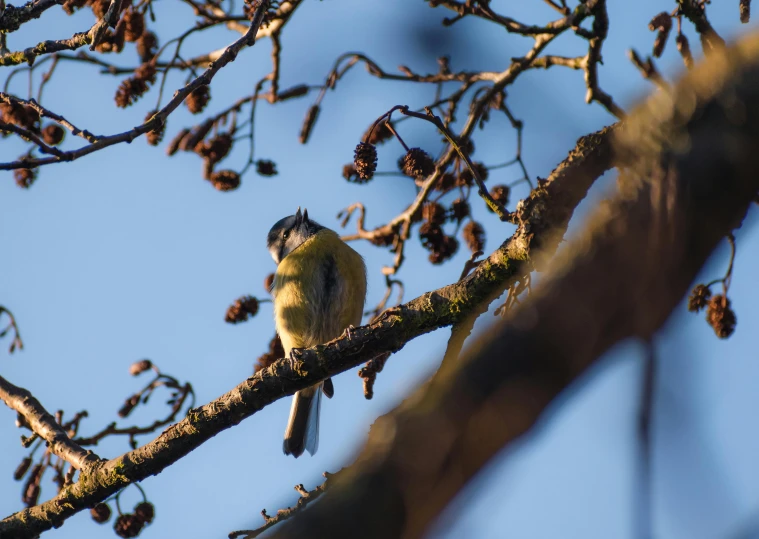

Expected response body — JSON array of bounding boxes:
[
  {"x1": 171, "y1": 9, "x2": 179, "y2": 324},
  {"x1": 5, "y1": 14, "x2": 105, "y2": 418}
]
[{"x1": 267, "y1": 208, "x2": 367, "y2": 457}]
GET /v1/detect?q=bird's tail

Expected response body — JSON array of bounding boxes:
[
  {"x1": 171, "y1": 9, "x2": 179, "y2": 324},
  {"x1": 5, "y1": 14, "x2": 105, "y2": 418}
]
[{"x1": 283, "y1": 384, "x2": 321, "y2": 458}]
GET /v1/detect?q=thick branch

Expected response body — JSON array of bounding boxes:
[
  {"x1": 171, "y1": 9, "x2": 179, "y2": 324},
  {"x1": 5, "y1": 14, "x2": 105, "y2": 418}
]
[
  {"x1": 0, "y1": 376, "x2": 100, "y2": 470},
  {"x1": 268, "y1": 34, "x2": 759, "y2": 539},
  {"x1": 0, "y1": 123, "x2": 616, "y2": 537}
]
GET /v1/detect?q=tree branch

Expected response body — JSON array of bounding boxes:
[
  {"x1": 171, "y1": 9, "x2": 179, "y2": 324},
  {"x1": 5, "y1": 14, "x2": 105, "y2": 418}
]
[
  {"x1": 0, "y1": 32, "x2": 91, "y2": 67},
  {"x1": 584, "y1": 0, "x2": 625, "y2": 118},
  {"x1": 228, "y1": 472, "x2": 335, "y2": 539},
  {"x1": 0, "y1": 120, "x2": 65, "y2": 156},
  {"x1": 0, "y1": 376, "x2": 101, "y2": 471},
  {"x1": 267, "y1": 33, "x2": 759, "y2": 539},
  {"x1": 0, "y1": 0, "x2": 62, "y2": 34},
  {"x1": 678, "y1": 0, "x2": 726, "y2": 53},
  {"x1": 0, "y1": 305, "x2": 24, "y2": 354},
  {"x1": 0, "y1": 122, "x2": 617, "y2": 537},
  {"x1": 0, "y1": 0, "x2": 270, "y2": 170},
  {"x1": 0, "y1": 0, "x2": 125, "y2": 67}
]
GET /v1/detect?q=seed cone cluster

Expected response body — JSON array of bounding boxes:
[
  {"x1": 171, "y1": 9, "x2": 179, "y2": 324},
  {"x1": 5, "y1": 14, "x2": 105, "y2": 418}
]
[
  {"x1": 208, "y1": 170, "x2": 241, "y2": 192},
  {"x1": 463, "y1": 221, "x2": 485, "y2": 253},
  {"x1": 687, "y1": 284, "x2": 711, "y2": 312},
  {"x1": 353, "y1": 142, "x2": 378, "y2": 181},
  {"x1": 400, "y1": 147, "x2": 435, "y2": 178},
  {"x1": 706, "y1": 294, "x2": 737, "y2": 339},
  {"x1": 225, "y1": 296, "x2": 260, "y2": 324},
  {"x1": 255, "y1": 335, "x2": 285, "y2": 373},
  {"x1": 185, "y1": 86, "x2": 211, "y2": 114},
  {"x1": 115, "y1": 62, "x2": 157, "y2": 108}
]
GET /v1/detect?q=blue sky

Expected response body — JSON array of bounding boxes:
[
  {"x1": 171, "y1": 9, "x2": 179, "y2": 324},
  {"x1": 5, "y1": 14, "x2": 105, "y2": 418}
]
[{"x1": 2, "y1": 1, "x2": 759, "y2": 538}]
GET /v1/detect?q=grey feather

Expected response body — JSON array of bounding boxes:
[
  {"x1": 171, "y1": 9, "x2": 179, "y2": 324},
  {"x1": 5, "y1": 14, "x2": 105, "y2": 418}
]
[
  {"x1": 266, "y1": 208, "x2": 324, "y2": 265},
  {"x1": 283, "y1": 385, "x2": 321, "y2": 458},
  {"x1": 304, "y1": 389, "x2": 320, "y2": 455}
]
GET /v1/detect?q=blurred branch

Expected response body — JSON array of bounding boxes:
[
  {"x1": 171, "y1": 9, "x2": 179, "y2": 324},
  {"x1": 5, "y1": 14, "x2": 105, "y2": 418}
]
[
  {"x1": 628, "y1": 49, "x2": 668, "y2": 90},
  {"x1": 266, "y1": 33, "x2": 759, "y2": 539},
  {"x1": 432, "y1": 0, "x2": 584, "y2": 36},
  {"x1": 0, "y1": 376, "x2": 101, "y2": 470},
  {"x1": 677, "y1": 0, "x2": 726, "y2": 53},
  {"x1": 0, "y1": 120, "x2": 617, "y2": 538}
]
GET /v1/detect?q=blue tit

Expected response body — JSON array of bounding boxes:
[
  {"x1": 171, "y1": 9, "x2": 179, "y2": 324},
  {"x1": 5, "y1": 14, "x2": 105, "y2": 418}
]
[{"x1": 267, "y1": 207, "x2": 367, "y2": 458}]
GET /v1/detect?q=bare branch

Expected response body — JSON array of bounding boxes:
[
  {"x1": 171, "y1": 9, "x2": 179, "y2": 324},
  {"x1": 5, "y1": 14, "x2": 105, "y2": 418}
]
[
  {"x1": 628, "y1": 49, "x2": 669, "y2": 90},
  {"x1": 0, "y1": 376, "x2": 100, "y2": 470},
  {"x1": 0, "y1": 0, "x2": 270, "y2": 170},
  {"x1": 584, "y1": 0, "x2": 625, "y2": 118},
  {"x1": 0, "y1": 305, "x2": 24, "y2": 354},
  {"x1": 0, "y1": 120, "x2": 65, "y2": 156},
  {"x1": 0, "y1": 0, "x2": 63, "y2": 34},
  {"x1": 0, "y1": 32, "x2": 91, "y2": 67},
  {"x1": 678, "y1": 0, "x2": 726, "y2": 53}
]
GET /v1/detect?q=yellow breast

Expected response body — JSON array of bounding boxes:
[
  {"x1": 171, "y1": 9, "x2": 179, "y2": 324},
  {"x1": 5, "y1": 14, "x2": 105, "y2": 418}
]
[{"x1": 273, "y1": 230, "x2": 366, "y2": 354}]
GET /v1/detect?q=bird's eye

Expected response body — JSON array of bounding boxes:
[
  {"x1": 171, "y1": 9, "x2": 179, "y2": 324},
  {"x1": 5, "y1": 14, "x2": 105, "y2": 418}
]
[{"x1": 283, "y1": 230, "x2": 290, "y2": 240}]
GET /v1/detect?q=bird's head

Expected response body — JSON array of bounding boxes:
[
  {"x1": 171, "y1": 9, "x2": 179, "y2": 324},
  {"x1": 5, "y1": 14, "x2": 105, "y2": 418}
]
[{"x1": 267, "y1": 207, "x2": 325, "y2": 264}]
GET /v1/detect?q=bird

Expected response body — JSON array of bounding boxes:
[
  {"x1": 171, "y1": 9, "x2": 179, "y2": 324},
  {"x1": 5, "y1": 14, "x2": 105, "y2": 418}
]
[{"x1": 267, "y1": 207, "x2": 367, "y2": 457}]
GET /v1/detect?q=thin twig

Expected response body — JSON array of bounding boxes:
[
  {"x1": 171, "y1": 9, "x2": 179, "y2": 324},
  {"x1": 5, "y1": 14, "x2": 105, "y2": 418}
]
[
  {"x1": 228, "y1": 472, "x2": 335, "y2": 539},
  {"x1": 628, "y1": 49, "x2": 669, "y2": 90},
  {"x1": 0, "y1": 0, "x2": 271, "y2": 170},
  {"x1": 0, "y1": 306, "x2": 24, "y2": 353}
]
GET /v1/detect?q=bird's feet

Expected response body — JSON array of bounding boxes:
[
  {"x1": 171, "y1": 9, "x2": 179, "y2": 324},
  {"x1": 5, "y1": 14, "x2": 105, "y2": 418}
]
[
  {"x1": 287, "y1": 347, "x2": 304, "y2": 369},
  {"x1": 342, "y1": 325, "x2": 356, "y2": 340}
]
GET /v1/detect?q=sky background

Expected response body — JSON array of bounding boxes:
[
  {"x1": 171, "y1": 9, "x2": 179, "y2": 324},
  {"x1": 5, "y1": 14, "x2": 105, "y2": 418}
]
[{"x1": 2, "y1": 1, "x2": 759, "y2": 538}]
